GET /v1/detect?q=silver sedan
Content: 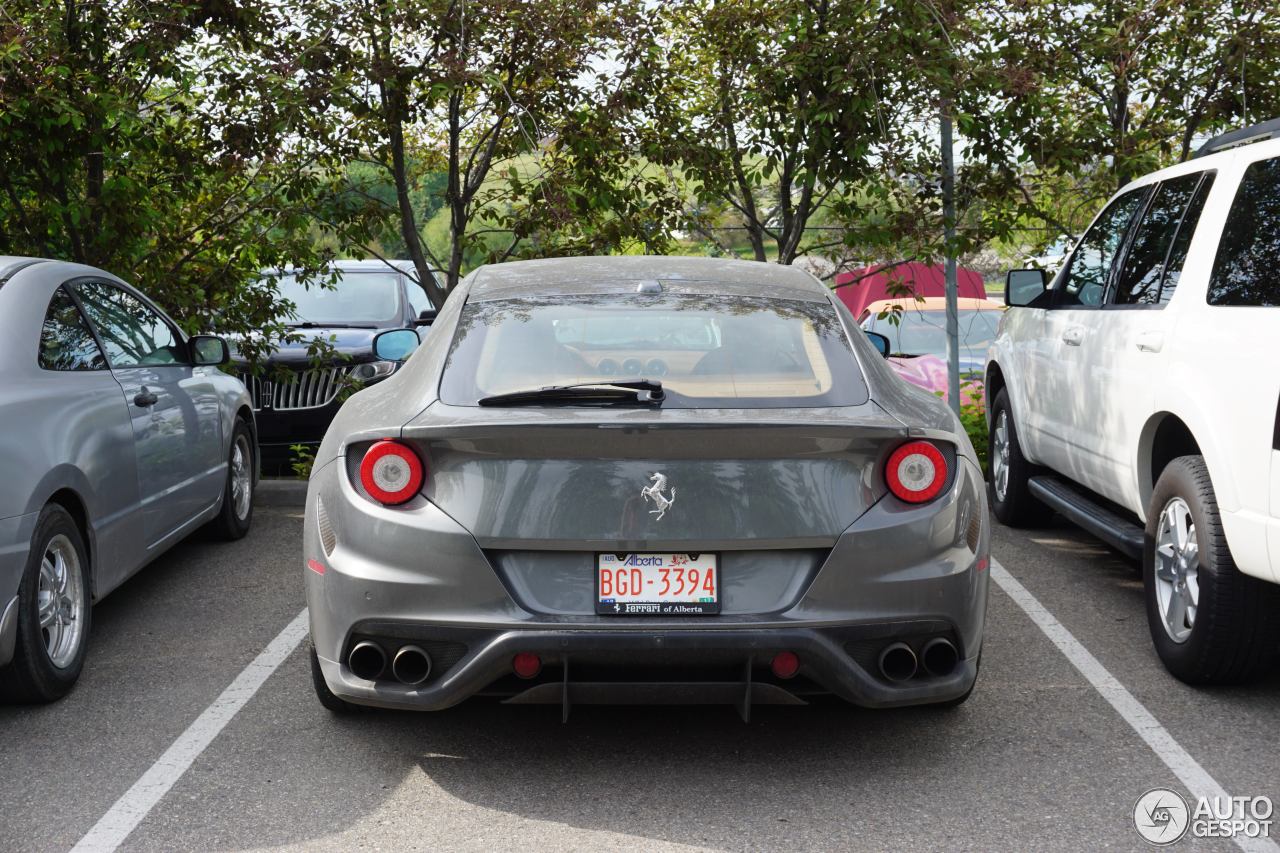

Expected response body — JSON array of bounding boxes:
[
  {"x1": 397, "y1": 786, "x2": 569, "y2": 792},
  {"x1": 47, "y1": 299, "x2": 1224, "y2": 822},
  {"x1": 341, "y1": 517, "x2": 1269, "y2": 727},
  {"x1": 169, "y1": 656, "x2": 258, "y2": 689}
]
[
  {"x1": 305, "y1": 256, "x2": 990, "y2": 717},
  {"x1": 0, "y1": 257, "x2": 256, "y2": 702}
]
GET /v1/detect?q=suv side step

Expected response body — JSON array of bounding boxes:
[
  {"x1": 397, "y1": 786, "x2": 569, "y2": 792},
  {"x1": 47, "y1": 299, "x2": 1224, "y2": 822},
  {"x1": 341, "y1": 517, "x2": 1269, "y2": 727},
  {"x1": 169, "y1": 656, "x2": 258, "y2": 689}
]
[{"x1": 1027, "y1": 476, "x2": 1145, "y2": 559}]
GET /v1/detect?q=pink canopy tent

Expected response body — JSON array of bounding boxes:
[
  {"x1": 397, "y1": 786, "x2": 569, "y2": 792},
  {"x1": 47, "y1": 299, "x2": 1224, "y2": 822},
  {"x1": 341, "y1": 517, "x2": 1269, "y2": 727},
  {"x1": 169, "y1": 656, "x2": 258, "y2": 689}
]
[{"x1": 833, "y1": 262, "x2": 987, "y2": 319}]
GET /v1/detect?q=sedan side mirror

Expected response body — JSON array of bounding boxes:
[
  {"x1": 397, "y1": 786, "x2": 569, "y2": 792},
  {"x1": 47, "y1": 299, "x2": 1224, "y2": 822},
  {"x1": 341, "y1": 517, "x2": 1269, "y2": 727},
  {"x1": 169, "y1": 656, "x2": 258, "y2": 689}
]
[
  {"x1": 864, "y1": 330, "x2": 891, "y2": 358},
  {"x1": 1006, "y1": 269, "x2": 1048, "y2": 307},
  {"x1": 373, "y1": 328, "x2": 421, "y2": 362},
  {"x1": 190, "y1": 334, "x2": 230, "y2": 366}
]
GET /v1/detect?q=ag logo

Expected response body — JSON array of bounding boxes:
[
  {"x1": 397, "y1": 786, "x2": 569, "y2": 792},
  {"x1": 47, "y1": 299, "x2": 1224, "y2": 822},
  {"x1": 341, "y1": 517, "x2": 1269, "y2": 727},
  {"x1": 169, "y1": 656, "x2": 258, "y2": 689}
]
[{"x1": 1134, "y1": 788, "x2": 1190, "y2": 845}]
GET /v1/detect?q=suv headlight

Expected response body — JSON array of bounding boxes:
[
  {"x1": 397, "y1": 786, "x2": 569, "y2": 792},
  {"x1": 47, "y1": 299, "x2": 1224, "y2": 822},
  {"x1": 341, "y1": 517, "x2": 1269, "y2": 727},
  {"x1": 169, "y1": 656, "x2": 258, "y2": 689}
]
[{"x1": 351, "y1": 360, "x2": 397, "y2": 382}]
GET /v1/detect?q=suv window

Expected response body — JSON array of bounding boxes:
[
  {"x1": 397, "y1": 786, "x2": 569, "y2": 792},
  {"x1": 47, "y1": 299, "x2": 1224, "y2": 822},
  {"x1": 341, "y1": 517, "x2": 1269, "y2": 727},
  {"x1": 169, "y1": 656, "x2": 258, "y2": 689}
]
[
  {"x1": 1057, "y1": 188, "x2": 1148, "y2": 307},
  {"x1": 74, "y1": 282, "x2": 186, "y2": 367},
  {"x1": 1113, "y1": 172, "x2": 1214, "y2": 306},
  {"x1": 39, "y1": 287, "x2": 107, "y2": 371},
  {"x1": 1208, "y1": 155, "x2": 1280, "y2": 306}
]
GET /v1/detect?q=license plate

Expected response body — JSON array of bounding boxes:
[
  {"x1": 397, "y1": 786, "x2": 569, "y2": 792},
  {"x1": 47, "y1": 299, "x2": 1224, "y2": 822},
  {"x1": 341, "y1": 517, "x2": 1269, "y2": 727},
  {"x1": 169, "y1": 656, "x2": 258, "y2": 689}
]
[{"x1": 596, "y1": 553, "x2": 719, "y2": 615}]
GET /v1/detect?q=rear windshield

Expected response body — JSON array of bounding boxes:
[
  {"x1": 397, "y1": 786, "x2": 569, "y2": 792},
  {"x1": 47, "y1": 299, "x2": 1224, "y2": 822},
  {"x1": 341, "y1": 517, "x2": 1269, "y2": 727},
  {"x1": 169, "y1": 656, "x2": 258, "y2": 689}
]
[{"x1": 440, "y1": 294, "x2": 869, "y2": 408}]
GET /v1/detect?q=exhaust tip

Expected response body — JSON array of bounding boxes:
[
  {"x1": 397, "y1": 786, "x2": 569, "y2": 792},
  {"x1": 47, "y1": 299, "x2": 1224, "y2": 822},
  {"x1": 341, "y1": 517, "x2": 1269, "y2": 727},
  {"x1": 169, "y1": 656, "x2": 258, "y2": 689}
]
[
  {"x1": 392, "y1": 645, "x2": 433, "y2": 685},
  {"x1": 878, "y1": 642, "x2": 918, "y2": 682},
  {"x1": 921, "y1": 637, "x2": 959, "y2": 677},
  {"x1": 348, "y1": 641, "x2": 387, "y2": 681}
]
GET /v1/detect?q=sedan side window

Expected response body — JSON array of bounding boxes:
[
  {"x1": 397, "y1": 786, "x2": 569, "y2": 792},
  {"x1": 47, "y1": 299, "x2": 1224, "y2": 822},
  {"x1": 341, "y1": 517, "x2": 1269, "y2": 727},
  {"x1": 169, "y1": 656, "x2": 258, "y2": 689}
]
[
  {"x1": 1113, "y1": 172, "x2": 1212, "y2": 306},
  {"x1": 74, "y1": 282, "x2": 186, "y2": 367},
  {"x1": 39, "y1": 287, "x2": 107, "y2": 371},
  {"x1": 1057, "y1": 189, "x2": 1148, "y2": 307}
]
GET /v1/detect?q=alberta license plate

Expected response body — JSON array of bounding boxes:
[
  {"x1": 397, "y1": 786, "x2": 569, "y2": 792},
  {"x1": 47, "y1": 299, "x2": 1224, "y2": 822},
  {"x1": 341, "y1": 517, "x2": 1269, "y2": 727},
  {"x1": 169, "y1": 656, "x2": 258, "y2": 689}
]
[{"x1": 596, "y1": 553, "x2": 719, "y2": 615}]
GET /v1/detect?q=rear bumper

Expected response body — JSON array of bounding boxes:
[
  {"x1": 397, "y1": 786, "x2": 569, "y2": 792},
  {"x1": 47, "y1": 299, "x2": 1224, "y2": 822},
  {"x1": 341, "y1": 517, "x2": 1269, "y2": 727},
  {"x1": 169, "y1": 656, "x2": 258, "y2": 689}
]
[
  {"x1": 305, "y1": 454, "x2": 990, "y2": 711},
  {"x1": 314, "y1": 620, "x2": 981, "y2": 711}
]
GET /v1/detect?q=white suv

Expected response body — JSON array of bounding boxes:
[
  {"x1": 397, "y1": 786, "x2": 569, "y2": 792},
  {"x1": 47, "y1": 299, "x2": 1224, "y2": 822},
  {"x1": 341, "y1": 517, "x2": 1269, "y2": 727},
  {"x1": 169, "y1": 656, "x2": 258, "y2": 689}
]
[{"x1": 986, "y1": 119, "x2": 1280, "y2": 684}]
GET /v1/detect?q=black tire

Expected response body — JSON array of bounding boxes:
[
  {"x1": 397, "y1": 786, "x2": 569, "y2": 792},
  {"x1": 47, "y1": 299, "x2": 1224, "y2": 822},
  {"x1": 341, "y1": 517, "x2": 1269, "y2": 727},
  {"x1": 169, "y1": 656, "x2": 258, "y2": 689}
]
[
  {"x1": 0, "y1": 505, "x2": 92, "y2": 703},
  {"x1": 211, "y1": 417, "x2": 255, "y2": 541},
  {"x1": 310, "y1": 643, "x2": 363, "y2": 714},
  {"x1": 987, "y1": 389, "x2": 1054, "y2": 528},
  {"x1": 1143, "y1": 456, "x2": 1280, "y2": 684}
]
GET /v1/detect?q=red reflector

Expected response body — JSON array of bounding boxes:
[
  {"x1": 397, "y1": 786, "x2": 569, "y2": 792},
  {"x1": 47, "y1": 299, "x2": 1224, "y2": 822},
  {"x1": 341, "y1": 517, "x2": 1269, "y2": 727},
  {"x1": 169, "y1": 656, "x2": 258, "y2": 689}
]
[
  {"x1": 307, "y1": 559, "x2": 326, "y2": 575},
  {"x1": 771, "y1": 651, "x2": 800, "y2": 679},
  {"x1": 512, "y1": 653, "x2": 542, "y2": 679},
  {"x1": 359, "y1": 440, "x2": 425, "y2": 506},
  {"x1": 976, "y1": 556, "x2": 989, "y2": 572},
  {"x1": 885, "y1": 440, "x2": 948, "y2": 503}
]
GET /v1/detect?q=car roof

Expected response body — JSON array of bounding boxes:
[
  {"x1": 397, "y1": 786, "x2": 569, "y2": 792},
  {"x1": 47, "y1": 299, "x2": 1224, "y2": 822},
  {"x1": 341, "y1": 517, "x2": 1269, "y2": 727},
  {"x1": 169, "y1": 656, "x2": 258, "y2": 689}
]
[
  {"x1": 268, "y1": 259, "x2": 422, "y2": 276},
  {"x1": 863, "y1": 296, "x2": 1004, "y2": 313},
  {"x1": 467, "y1": 256, "x2": 831, "y2": 302}
]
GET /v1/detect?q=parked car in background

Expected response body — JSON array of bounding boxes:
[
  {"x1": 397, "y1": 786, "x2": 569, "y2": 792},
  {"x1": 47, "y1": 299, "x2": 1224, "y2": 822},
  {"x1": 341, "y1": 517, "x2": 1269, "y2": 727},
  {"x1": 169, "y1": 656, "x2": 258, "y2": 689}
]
[
  {"x1": 833, "y1": 261, "x2": 988, "y2": 318},
  {"x1": 236, "y1": 260, "x2": 438, "y2": 472},
  {"x1": 304, "y1": 256, "x2": 990, "y2": 716},
  {"x1": 0, "y1": 258, "x2": 255, "y2": 702},
  {"x1": 986, "y1": 118, "x2": 1280, "y2": 684},
  {"x1": 859, "y1": 295, "x2": 1003, "y2": 407}
]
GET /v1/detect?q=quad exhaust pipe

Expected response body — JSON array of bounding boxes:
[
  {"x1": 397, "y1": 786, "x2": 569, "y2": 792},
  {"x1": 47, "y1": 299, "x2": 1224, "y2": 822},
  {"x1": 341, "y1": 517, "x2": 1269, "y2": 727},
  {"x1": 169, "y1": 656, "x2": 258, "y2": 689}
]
[
  {"x1": 348, "y1": 641, "x2": 387, "y2": 681},
  {"x1": 348, "y1": 641, "x2": 433, "y2": 684},
  {"x1": 392, "y1": 645, "x2": 433, "y2": 685},
  {"x1": 878, "y1": 642, "x2": 918, "y2": 682}
]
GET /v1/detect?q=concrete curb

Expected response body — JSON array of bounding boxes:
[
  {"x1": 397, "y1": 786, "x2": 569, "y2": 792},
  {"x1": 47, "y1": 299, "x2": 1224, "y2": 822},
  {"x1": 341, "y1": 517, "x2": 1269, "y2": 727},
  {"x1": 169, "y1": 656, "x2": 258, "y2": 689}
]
[{"x1": 255, "y1": 478, "x2": 307, "y2": 508}]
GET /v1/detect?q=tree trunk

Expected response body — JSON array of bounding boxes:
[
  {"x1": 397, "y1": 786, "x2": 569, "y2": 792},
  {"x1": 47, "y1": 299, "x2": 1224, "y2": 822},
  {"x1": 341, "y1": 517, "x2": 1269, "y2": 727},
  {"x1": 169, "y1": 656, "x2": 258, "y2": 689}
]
[{"x1": 384, "y1": 86, "x2": 448, "y2": 308}]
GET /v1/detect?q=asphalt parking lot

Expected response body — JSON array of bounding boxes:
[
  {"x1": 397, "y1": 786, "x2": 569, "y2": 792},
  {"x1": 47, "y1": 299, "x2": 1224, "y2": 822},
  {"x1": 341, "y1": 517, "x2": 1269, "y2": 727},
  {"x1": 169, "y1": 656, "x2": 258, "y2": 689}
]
[{"x1": 2, "y1": 506, "x2": 1278, "y2": 852}]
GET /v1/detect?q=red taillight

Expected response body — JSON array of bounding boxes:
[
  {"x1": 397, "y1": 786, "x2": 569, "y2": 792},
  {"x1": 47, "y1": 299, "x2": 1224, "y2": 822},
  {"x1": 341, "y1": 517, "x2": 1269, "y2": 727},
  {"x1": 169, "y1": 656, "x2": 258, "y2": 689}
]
[
  {"x1": 359, "y1": 440, "x2": 425, "y2": 505},
  {"x1": 885, "y1": 440, "x2": 947, "y2": 503}
]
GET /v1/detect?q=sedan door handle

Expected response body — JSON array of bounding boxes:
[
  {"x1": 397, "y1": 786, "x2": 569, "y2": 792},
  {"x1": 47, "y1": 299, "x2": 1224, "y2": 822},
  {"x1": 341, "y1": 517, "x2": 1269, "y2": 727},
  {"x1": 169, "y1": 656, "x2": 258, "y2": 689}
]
[
  {"x1": 133, "y1": 387, "x2": 158, "y2": 408},
  {"x1": 1061, "y1": 326, "x2": 1085, "y2": 346},
  {"x1": 1135, "y1": 330, "x2": 1165, "y2": 353}
]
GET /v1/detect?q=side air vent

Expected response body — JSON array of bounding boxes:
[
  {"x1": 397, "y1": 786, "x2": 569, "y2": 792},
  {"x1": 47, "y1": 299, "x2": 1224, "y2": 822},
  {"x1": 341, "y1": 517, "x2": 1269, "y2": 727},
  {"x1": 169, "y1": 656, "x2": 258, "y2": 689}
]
[{"x1": 316, "y1": 496, "x2": 337, "y2": 556}]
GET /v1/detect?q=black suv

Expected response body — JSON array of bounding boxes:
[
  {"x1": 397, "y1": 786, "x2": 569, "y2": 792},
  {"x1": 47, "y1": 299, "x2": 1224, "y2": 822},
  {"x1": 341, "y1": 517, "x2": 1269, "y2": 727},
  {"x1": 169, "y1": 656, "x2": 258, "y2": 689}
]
[{"x1": 238, "y1": 260, "x2": 437, "y2": 472}]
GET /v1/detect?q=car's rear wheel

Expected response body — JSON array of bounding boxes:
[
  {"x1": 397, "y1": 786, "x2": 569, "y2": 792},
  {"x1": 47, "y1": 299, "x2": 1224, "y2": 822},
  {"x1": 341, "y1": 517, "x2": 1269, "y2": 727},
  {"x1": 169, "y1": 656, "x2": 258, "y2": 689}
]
[
  {"x1": 0, "y1": 505, "x2": 92, "y2": 703},
  {"x1": 310, "y1": 644, "x2": 363, "y2": 714},
  {"x1": 211, "y1": 418, "x2": 255, "y2": 540},
  {"x1": 1144, "y1": 456, "x2": 1280, "y2": 684},
  {"x1": 988, "y1": 389, "x2": 1052, "y2": 527}
]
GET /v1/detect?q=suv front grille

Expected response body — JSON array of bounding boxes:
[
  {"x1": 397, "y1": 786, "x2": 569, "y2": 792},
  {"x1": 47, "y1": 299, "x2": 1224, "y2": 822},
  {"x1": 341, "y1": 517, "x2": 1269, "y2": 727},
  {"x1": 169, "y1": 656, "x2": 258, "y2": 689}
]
[{"x1": 237, "y1": 366, "x2": 355, "y2": 411}]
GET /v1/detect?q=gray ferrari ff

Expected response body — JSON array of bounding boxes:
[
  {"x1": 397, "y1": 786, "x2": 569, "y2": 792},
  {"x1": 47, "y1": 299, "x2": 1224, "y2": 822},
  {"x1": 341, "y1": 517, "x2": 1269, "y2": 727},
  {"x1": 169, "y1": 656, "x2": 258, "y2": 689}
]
[{"x1": 304, "y1": 256, "x2": 989, "y2": 717}]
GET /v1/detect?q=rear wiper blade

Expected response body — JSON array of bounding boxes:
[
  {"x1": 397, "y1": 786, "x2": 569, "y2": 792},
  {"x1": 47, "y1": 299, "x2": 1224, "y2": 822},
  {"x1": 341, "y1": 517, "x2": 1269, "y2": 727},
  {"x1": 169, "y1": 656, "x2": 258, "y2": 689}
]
[{"x1": 478, "y1": 380, "x2": 665, "y2": 407}]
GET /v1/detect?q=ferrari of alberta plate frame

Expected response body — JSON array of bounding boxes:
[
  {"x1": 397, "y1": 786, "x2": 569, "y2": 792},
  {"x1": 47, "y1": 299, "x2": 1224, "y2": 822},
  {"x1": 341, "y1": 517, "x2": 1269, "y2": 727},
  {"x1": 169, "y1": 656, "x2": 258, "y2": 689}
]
[{"x1": 596, "y1": 553, "x2": 719, "y2": 615}]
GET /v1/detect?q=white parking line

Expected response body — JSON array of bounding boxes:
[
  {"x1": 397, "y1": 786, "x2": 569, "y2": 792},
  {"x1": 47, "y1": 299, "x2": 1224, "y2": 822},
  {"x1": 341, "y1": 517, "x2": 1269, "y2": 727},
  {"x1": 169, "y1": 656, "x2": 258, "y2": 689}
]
[
  {"x1": 70, "y1": 608, "x2": 310, "y2": 853},
  {"x1": 991, "y1": 560, "x2": 1279, "y2": 853}
]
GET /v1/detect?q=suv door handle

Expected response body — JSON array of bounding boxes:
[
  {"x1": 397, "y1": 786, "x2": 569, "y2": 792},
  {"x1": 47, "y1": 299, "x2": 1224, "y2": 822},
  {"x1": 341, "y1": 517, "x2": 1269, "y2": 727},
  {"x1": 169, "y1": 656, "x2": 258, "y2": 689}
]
[
  {"x1": 1135, "y1": 330, "x2": 1165, "y2": 353},
  {"x1": 1062, "y1": 326, "x2": 1085, "y2": 346},
  {"x1": 133, "y1": 387, "x2": 158, "y2": 407}
]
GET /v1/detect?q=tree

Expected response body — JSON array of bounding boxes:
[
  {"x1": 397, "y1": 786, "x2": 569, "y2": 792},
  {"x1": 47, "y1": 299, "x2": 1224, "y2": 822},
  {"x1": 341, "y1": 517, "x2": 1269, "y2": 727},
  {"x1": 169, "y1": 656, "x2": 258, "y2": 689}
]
[
  {"x1": 298, "y1": 0, "x2": 658, "y2": 303},
  {"x1": 0, "y1": 0, "x2": 367, "y2": 361},
  {"x1": 992, "y1": 0, "x2": 1280, "y2": 244},
  {"x1": 632, "y1": 0, "x2": 942, "y2": 265}
]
